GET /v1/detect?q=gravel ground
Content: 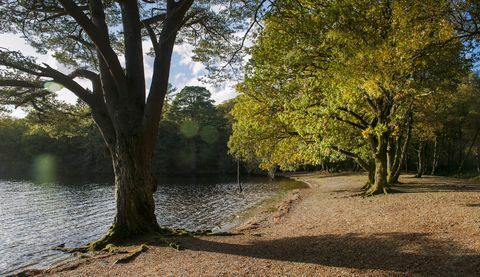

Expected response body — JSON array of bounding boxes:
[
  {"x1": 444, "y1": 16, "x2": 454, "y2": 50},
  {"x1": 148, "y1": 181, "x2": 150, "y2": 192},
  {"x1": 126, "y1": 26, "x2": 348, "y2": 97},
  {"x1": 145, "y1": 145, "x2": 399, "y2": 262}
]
[{"x1": 32, "y1": 173, "x2": 480, "y2": 276}]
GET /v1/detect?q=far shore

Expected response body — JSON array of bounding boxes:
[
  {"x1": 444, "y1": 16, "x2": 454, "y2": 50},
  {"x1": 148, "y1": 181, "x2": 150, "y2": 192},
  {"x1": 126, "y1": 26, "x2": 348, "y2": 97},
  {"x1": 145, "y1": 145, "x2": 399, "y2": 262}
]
[{"x1": 20, "y1": 172, "x2": 480, "y2": 276}]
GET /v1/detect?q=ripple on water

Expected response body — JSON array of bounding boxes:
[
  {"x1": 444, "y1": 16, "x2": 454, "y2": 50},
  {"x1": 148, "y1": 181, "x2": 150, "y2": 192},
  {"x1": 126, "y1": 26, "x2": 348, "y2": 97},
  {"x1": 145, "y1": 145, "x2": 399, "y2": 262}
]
[{"x1": 0, "y1": 177, "x2": 304, "y2": 275}]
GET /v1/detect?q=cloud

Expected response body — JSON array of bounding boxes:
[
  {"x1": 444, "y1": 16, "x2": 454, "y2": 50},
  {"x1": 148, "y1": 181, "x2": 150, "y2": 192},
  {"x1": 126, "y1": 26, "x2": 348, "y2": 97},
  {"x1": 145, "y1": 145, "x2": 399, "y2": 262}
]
[
  {"x1": 173, "y1": 74, "x2": 237, "y2": 104},
  {"x1": 170, "y1": 43, "x2": 239, "y2": 104},
  {"x1": 173, "y1": 44, "x2": 205, "y2": 75}
]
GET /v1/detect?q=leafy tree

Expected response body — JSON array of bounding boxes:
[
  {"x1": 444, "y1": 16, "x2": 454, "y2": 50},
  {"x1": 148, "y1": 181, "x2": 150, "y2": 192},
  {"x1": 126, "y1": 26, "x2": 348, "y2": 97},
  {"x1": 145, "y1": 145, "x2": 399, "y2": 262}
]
[
  {"x1": 0, "y1": 0, "x2": 264, "y2": 246},
  {"x1": 167, "y1": 86, "x2": 216, "y2": 123},
  {"x1": 163, "y1": 86, "x2": 234, "y2": 174},
  {"x1": 0, "y1": 116, "x2": 29, "y2": 175},
  {"x1": 230, "y1": 0, "x2": 469, "y2": 195},
  {"x1": 228, "y1": 87, "x2": 320, "y2": 173}
]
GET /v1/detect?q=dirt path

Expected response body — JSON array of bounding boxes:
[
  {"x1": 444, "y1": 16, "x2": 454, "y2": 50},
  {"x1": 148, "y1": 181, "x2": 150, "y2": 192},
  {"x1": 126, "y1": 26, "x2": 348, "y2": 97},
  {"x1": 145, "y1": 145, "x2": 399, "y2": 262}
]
[{"x1": 36, "y1": 173, "x2": 480, "y2": 276}]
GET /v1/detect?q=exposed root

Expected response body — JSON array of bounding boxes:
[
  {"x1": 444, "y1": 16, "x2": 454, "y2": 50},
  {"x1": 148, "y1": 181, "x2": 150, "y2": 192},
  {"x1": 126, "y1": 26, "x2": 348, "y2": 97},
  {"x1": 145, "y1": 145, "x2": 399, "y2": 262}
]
[
  {"x1": 168, "y1": 241, "x2": 181, "y2": 251},
  {"x1": 362, "y1": 185, "x2": 393, "y2": 197},
  {"x1": 101, "y1": 244, "x2": 129, "y2": 254},
  {"x1": 114, "y1": 244, "x2": 148, "y2": 264},
  {"x1": 52, "y1": 228, "x2": 122, "y2": 253},
  {"x1": 361, "y1": 182, "x2": 372, "y2": 190},
  {"x1": 52, "y1": 226, "x2": 238, "y2": 256}
]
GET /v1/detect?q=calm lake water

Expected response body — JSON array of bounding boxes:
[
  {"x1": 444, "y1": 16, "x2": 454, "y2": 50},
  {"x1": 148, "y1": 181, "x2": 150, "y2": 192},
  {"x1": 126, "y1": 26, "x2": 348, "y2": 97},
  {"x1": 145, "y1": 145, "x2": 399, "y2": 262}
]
[{"x1": 0, "y1": 176, "x2": 305, "y2": 275}]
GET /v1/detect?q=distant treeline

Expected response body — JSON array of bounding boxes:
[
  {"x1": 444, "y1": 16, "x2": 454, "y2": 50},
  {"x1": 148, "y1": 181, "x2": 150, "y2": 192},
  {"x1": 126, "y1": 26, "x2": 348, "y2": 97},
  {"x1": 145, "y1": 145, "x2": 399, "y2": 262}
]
[
  {"x1": 0, "y1": 86, "x2": 237, "y2": 181},
  {"x1": 1, "y1": 84, "x2": 478, "y2": 182}
]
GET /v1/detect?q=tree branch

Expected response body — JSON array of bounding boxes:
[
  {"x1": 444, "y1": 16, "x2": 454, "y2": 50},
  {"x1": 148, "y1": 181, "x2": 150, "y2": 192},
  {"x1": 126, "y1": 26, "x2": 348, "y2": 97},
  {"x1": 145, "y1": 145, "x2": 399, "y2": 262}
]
[
  {"x1": 338, "y1": 107, "x2": 369, "y2": 128},
  {"x1": 222, "y1": 0, "x2": 268, "y2": 69},
  {"x1": 142, "y1": 13, "x2": 167, "y2": 25},
  {"x1": 330, "y1": 146, "x2": 371, "y2": 172},
  {"x1": 40, "y1": 64, "x2": 95, "y2": 106},
  {"x1": 143, "y1": 0, "x2": 194, "y2": 148},
  {"x1": 333, "y1": 115, "x2": 366, "y2": 130},
  {"x1": 120, "y1": 0, "x2": 146, "y2": 106},
  {"x1": 58, "y1": 0, "x2": 126, "y2": 89}
]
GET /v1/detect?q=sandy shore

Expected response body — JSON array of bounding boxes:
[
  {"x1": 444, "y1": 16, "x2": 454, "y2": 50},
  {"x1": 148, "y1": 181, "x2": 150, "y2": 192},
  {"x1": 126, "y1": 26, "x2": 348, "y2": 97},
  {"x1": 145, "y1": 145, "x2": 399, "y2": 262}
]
[{"x1": 25, "y1": 173, "x2": 480, "y2": 276}]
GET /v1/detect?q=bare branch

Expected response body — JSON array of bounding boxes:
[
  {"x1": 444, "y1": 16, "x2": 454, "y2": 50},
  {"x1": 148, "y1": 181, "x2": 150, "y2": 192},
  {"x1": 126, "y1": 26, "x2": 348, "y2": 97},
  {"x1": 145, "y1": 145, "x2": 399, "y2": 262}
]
[
  {"x1": 222, "y1": 0, "x2": 268, "y2": 69},
  {"x1": 142, "y1": 13, "x2": 167, "y2": 25}
]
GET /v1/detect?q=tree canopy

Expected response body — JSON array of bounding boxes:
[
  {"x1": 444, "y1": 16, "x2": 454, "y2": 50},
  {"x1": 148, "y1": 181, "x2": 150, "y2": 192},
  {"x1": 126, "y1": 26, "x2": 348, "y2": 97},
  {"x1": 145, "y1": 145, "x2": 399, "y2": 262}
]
[{"x1": 229, "y1": 0, "x2": 475, "y2": 194}]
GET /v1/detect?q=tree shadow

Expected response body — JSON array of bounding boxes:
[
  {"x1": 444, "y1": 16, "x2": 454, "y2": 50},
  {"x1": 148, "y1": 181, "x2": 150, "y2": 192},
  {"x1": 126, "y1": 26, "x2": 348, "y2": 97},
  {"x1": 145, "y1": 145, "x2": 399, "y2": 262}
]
[
  {"x1": 179, "y1": 232, "x2": 479, "y2": 275},
  {"x1": 391, "y1": 183, "x2": 480, "y2": 193}
]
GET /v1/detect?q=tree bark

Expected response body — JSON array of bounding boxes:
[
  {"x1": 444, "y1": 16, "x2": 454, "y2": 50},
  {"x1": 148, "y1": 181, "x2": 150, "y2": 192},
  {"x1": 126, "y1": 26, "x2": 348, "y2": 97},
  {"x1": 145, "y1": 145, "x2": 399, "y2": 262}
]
[
  {"x1": 366, "y1": 133, "x2": 389, "y2": 195},
  {"x1": 268, "y1": 166, "x2": 277, "y2": 180},
  {"x1": 108, "y1": 133, "x2": 159, "y2": 240},
  {"x1": 476, "y1": 150, "x2": 480, "y2": 176},
  {"x1": 368, "y1": 161, "x2": 375, "y2": 185},
  {"x1": 389, "y1": 112, "x2": 413, "y2": 184},
  {"x1": 430, "y1": 135, "x2": 439, "y2": 175},
  {"x1": 386, "y1": 137, "x2": 395, "y2": 181},
  {"x1": 457, "y1": 127, "x2": 479, "y2": 174},
  {"x1": 415, "y1": 142, "x2": 426, "y2": 178}
]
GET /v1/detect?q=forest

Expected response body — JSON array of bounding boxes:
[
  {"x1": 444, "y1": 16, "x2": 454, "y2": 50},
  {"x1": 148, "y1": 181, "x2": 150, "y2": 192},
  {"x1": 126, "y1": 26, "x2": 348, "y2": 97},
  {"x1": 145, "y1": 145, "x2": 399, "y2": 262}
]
[
  {"x1": 0, "y1": 86, "x2": 236, "y2": 179},
  {"x1": 2, "y1": 75, "x2": 479, "y2": 182}
]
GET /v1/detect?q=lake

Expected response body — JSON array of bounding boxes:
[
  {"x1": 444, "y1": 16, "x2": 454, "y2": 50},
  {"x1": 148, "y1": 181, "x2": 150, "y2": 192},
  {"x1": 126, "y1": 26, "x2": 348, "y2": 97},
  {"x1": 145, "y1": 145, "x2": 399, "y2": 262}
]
[{"x1": 0, "y1": 176, "x2": 305, "y2": 275}]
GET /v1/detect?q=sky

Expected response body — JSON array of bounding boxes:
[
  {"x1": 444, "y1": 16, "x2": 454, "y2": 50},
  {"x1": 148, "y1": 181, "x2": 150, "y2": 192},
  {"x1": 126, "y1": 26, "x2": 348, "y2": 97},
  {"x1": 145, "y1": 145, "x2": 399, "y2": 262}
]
[{"x1": 0, "y1": 33, "x2": 238, "y2": 117}]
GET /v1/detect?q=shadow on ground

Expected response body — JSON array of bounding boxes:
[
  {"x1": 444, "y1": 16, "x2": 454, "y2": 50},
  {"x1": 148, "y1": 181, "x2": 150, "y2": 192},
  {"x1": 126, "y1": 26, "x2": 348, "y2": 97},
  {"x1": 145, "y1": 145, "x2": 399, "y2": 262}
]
[
  {"x1": 391, "y1": 183, "x2": 480, "y2": 193},
  {"x1": 179, "y1": 232, "x2": 479, "y2": 275}
]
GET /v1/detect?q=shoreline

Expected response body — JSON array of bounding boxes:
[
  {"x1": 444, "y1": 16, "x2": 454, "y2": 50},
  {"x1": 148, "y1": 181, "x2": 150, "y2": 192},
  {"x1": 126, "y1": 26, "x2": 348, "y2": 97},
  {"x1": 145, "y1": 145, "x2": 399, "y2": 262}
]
[
  {"x1": 16, "y1": 172, "x2": 480, "y2": 276},
  {"x1": 12, "y1": 176, "x2": 309, "y2": 277}
]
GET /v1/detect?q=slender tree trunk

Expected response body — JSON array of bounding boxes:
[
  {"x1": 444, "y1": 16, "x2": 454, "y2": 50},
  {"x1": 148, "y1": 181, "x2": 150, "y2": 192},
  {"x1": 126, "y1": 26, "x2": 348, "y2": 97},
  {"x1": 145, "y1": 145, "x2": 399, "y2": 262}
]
[
  {"x1": 476, "y1": 150, "x2": 480, "y2": 176},
  {"x1": 268, "y1": 167, "x2": 277, "y2": 180},
  {"x1": 237, "y1": 159, "x2": 243, "y2": 192},
  {"x1": 431, "y1": 135, "x2": 439, "y2": 175},
  {"x1": 389, "y1": 112, "x2": 413, "y2": 184},
  {"x1": 415, "y1": 142, "x2": 425, "y2": 178},
  {"x1": 404, "y1": 151, "x2": 408, "y2": 173},
  {"x1": 457, "y1": 128, "x2": 479, "y2": 174},
  {"x1": 387, "y1": 137, "x2": 395, "y2": 181}
]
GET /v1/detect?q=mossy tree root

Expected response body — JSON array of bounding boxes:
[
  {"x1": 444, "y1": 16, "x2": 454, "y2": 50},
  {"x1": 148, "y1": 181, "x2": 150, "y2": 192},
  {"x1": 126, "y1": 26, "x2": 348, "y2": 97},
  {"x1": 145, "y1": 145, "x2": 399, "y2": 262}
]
[
  {"x1": 52, "y1": 226, "x2": 139, "y2": 253},
  {"x1": 53, "y1": 226, "x2": 238, "y2": 254},
  {"x1": 362, "y1": 184, "x2": 392, "y2": 197},
  {"x1": 114, "y1": 244, "x2": 148, "y2": 264}
]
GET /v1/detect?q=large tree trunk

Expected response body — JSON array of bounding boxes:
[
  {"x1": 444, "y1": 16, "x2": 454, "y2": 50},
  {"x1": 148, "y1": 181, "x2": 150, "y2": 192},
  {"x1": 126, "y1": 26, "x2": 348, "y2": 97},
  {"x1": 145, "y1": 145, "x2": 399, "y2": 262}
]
[
  {"x1": 366, "y1": 134, "x2": 389, "y2": 195},
  {"x1": 109, "y1": 135, "x2": 159, "y2": 239},
  {"x1": 361, "y1": 160, "x2": 375, "y2": 191},
  {"x1": 368, "y1": 161, "x2": 375, "y2": 185}
]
